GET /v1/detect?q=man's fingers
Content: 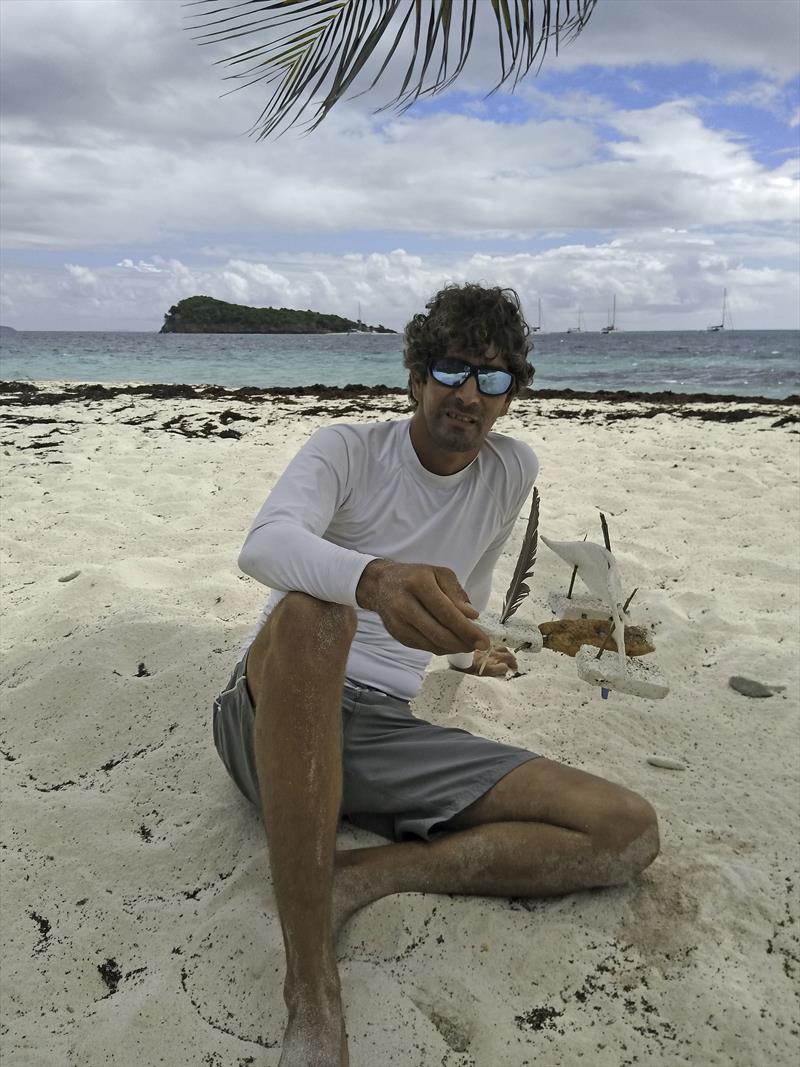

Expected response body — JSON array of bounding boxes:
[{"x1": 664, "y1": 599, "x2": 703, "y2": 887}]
[
  {"x1": 433, "y1": 568, "x2": 479, "y2": 619},
  {"x1": 492, "y1": 645, "x2": 517, "y2": 665},
  {"x1": 391, "y1": 613, "x2": 473, "y2": 656},
  {"x1": 405, "y1": 594, "x2": 487, "y2": 654},
  {"x1": 417, "y1": 574, "x2": 488, "y2": 650},
  {"x1": 477, "y1": 646, "x2": 518, "y2": 676},
  {"x1": 373, "y1": 562, "x2": 487, "y2": 654},
  {"x1": 394, "y1": 619, "x2": 441, "y2": 653}
]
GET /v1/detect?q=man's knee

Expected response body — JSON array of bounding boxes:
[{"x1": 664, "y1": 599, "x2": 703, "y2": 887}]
[
  {"x1": 247, "y1": 594, "x2": 357, "y2": 708},
  {"x1": 595, "y1": 790, "x2": 660, "y2": 882}
]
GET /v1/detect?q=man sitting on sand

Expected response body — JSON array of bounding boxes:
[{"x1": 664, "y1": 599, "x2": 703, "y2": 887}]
[{"x1": 213, "y1": 282, "x2": 660, "y2": 1067}]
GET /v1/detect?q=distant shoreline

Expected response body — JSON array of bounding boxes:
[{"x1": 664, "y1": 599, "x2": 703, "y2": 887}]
[{"x1": 2, "y1": 328, "x2": 799, "y2": 334}]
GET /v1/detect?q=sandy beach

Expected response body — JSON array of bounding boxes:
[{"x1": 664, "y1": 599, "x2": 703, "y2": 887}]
[{"x1": 1, "y1": 381, "x2": 798, "y2": 1067}]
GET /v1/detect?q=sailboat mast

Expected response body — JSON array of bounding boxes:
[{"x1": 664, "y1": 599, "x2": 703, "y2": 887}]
[
  {"x1": 601, "y1": 294, "x2": 617, "y2": 333},
  {"x1": 706, "y1": 287, "x2": 727, "y2": 331}
]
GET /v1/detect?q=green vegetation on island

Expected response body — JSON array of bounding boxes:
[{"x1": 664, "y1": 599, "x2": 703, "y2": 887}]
[{"x1": 160, "y1": 296, "x2": 395, "y2": 334}]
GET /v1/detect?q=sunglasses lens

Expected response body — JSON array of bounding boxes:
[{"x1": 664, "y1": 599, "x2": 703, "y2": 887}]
[
  {"x1": 430, "y1": 358, "x2": 470, "y2": 388},
  {"x1": 479, "y1": 369, "x2": 513, "y2": 395},
  {"x1": 429, "y1": 358, "x2": 513, "y2": 396}
]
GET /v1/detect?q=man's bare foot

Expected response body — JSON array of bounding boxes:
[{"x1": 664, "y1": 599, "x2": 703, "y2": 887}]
[{"x1": 280, "y1": 985, "x2": 348, "y2": 1067}]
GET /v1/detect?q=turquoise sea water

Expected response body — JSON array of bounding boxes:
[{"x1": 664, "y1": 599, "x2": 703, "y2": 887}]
[{"x1": 1, "y1": 329, "x2": 798, "y2": 398}]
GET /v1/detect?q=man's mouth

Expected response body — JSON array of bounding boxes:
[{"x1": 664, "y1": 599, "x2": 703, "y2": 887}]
[{"x1": 445, "y1": 411, "x2": 478, "y2": 425}]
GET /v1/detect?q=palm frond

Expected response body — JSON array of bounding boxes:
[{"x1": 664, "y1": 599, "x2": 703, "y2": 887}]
[
  {"x1": 499, "y1": 486, "x2": 539, "y2": 624},
  {"x1": 184, "y1": 0, "x2": 599, "y2": 139}
]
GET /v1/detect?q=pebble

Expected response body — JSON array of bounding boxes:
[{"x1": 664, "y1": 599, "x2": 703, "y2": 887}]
[
  {"x1": 57, "y1": 570, "x2": 81, "y2": 583},
  {"x1": 728, "y1": 675, "x2": 775, "y2": 698},
  {"x1": 646, "y1": 756, "x2": 687, "y2": 770}
]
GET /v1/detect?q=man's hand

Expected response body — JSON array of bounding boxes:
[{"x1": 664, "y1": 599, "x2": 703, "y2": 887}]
[
  {"x1": 356, "y1": 559, "x2": 490, "y2": 656},
  {"x1": 453, "y1": 646, "x2": 518, "y2": 677}
]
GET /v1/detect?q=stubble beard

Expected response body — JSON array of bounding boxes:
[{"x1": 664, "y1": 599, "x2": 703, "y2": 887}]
[{"x1": 432, "y1": 408, "x2": 483, "y2": 453}]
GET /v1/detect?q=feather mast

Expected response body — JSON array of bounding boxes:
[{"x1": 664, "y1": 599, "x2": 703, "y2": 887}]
[{"x1": 499, "y1": 487, "x2": 540, "y2": 624}]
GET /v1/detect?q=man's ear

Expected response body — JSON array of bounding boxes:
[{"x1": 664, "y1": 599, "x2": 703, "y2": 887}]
[{"x1": 410, "y1": 373, "x2": 423, "y2": 404}]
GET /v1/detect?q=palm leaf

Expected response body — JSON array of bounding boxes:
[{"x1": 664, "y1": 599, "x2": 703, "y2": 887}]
[
  {"x1": 499, "y1": 486, "x2": 539, "y2": 624},
  {"x1": 185, "y1": 0, "x2": 599, "y2": 139}
]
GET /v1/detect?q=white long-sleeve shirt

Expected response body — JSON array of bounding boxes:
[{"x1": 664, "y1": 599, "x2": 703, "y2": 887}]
[{"x1": 238, "y1": 418, "x2": 538, "y2": 700}]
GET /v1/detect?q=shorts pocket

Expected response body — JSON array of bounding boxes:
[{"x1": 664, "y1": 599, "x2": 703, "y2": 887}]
[{"x1": 212, "y1": 665, "x2": 260, "y2": 806}]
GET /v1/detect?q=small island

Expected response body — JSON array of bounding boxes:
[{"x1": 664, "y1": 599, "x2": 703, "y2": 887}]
[{"x1": 160, "y1": 295, "x2": 395, "y2": 334}]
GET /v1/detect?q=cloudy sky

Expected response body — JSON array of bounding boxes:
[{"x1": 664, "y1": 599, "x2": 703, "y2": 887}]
[{"x1": 1, "y1": 0, "x2": 798, "y2": 332}]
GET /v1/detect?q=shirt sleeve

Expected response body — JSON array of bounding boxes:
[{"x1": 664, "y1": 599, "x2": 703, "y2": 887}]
[
  {"x1": 237, "y1": 426, "x2": 377, "y2": 607},
  {"x1": 447, "y1": 441, "x2": 539, "y2": 669}
]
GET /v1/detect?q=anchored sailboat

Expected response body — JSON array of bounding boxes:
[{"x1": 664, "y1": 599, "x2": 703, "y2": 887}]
[
  {"x1": 601, "y1": 295, "x2": 617, "y2": 334},
  {"x1": 531, "y1": 297, "x2": 542, "y2": 333},
  {"x1": 707, "y1": 289, "x2": 728, "y2": 332},
  {"x1": 348, "y1": 301, "x2": 364, "y2": 333},
  {"x1": 566, "y1": 307, "x2": 583, "y2": 334}
]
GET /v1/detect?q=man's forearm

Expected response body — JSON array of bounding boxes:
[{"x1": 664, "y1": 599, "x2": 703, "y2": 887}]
[
  {"x1": 355, "y1": 558, "x2": 393, "y2": 612},
  {"x1": 239, "y1": 522, "x2": 376, "y2": 608}
]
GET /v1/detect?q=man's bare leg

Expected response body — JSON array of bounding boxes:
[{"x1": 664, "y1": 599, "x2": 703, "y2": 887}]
[
  {"x1": 333, "y1": 759, "x2": 659, "y2": 936},
  {"x1": 246, "y1": 593, "x2": 357, "y2": 1067}
]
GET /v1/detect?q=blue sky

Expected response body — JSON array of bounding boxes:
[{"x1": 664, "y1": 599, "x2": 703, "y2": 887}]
[{"x1": 1, "y1": 0, "x2": 798, "y2": 331}]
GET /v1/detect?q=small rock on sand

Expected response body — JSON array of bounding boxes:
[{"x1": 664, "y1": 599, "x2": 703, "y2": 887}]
[
  {"x1": 728, "y1": 676, "x2": 778, "y2": 698},
  {"x1": 57, "y1": 570, "x2": 81, "y2": 583},
  {"x1": 647, "y1": 756, "x2": 687, "y2": 770}
]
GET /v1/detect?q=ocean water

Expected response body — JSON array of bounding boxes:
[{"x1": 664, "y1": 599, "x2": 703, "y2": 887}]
[{"x1": 1, "y1": 329, "x2": 798, "y2": 399}]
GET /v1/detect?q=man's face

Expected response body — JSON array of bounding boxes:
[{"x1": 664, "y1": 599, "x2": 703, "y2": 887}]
[{"x1": 410, "y1": 343, "x2": 514, "y2": 466}]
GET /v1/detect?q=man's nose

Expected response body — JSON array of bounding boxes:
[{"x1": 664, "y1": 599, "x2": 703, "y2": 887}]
[{"x1": 454, "y1": 372, "x2": 480, "y2": 402}]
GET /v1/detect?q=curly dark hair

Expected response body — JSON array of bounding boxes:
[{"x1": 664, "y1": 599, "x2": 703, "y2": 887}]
[{"x1": 403, "y1": 283, "x2": 535, "y2": 408}]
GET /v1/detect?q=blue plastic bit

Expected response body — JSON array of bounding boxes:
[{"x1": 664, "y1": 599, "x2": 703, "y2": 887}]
[{"x1": 601, "y1": 687, "x2": 610, "y2": 700}]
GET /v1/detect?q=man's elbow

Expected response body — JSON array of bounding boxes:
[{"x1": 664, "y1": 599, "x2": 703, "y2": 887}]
[
  {"x1": 237, "y1": 540, "x2": 259, "y2": 579},
  {"x1": 238, "y1": 523, "x2": 286, "y2": 583}
]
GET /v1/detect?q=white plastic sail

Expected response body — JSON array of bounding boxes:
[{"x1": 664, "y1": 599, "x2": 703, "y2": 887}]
[{"x1": 541, "y1": 536, "x2": 626, "y2": 672}]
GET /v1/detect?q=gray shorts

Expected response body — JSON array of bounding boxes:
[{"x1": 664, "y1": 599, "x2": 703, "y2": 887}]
[{"x1": 212, "y1": 652, "x2": 540, "y2": 842}]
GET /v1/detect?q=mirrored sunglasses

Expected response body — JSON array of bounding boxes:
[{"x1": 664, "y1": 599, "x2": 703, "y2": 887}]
[{"x1": 428, "y1": 357, "x2": 514, "y2": 396}]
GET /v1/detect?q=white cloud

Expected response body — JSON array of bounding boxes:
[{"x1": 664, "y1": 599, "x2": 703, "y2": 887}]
[
  {"x1": 117, "y1": 258, "x2": 164, "y2": 273},
  {"x1": 1, "y1": 98, "x2": 796, "y2": 250},
  {"x1": 544, "y1": 0, "x2": 800, "y2": 79},
  {"x1": 2, "y1": 234, "x2": 798, "y2": 331},
  {"x1": 64, "y1": 263, "x2": 98, "y2": 288},
  {"x1": 724, "y1": 79, "x2": 784, "y2": 112}
]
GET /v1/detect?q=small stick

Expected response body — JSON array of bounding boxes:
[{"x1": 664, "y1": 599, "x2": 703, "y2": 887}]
[
  {"x1": 600, "y1": 512, "x2": 611, "y2": 551},
  {"x1": 596, "y1": 587, "x2": 637, "y2": 658},
  {"x1": 566, "y1": 533, "x2": 587, "y2": 598},
  {"x1": 595, "y1": 620, "x2": 615, "y2": 659},
  {"x1": 566, "y1": 566, "x2": 578, "y2": 599}
]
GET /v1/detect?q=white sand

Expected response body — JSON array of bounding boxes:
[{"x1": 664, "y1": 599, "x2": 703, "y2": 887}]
[{"x1": 2, "y1": 385, "x2": 798, "y2": 1066}]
